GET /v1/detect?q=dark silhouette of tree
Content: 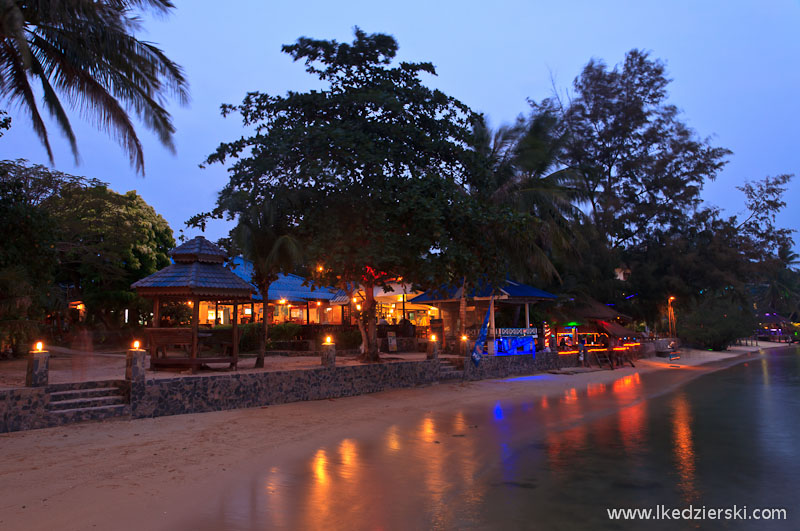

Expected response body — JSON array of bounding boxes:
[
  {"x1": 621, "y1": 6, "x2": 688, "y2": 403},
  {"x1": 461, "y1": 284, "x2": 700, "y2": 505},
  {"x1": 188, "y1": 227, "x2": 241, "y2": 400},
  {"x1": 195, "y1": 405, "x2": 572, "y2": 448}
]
[{"x1": 0, "y1": 0, "x2": 189, "y2": 173}]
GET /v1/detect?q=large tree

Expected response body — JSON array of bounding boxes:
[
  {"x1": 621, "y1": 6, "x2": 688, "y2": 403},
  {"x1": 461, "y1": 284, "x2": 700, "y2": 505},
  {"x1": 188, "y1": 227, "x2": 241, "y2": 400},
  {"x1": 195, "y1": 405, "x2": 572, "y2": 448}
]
[
  {"x1": 205, "y1": 29, "x2": 528, "y2": 361},
  {"x1": 0, "y1": 0, "x2": 189, "y2": 173},
  {"x1": 48, "y1": 184, "x2": 174, "y2": 327},
  {"x1": 546, "y1": 50, "x2": 730, "y2": 249}
]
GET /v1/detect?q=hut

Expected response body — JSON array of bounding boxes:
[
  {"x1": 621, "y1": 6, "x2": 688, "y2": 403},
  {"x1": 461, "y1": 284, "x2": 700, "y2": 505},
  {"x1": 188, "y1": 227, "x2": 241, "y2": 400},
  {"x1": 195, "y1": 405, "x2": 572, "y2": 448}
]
[
  {"x1": 131, "y1": 236, "x2": 255, "y2": 372},
  {"x1": 409, "y1": 279, "x2": 557, "y2": 353}
]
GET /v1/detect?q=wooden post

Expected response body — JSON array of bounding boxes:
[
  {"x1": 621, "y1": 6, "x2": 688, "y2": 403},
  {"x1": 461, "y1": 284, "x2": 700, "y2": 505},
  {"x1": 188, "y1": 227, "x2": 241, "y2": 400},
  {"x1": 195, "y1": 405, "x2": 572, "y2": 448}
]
[
  {"x1": 488, "y1": 297, "x2": 496, "y2": 355},
  {"x1": 215, "y1": 301, "x2": 219, "y2": 326},
  {"x1": 306, "y1": 301, "x2": 310, "y2": 325},
  {"x1": 191, "y1": 297, "x2": 199, "y2": 361},
  {"x1": 152, "y1": 296, "x2": 160, "y2": 327},
  {"x1": 250, "y1": 302, "x2": 255, "y2": 323},
  {"x1": 525, "y1": 303, "x2": 530, "y2": 329},
  {"x1": 402, "y1": 293, "x2": 406, "y2": 320},
  {"x1": 232, "y1": 302, "x2": 239, "y2": 368}
]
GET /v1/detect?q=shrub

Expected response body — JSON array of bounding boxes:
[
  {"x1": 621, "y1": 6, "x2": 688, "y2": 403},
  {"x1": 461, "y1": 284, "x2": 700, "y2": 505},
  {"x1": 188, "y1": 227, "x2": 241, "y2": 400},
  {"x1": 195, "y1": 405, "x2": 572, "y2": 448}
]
[
  {"x1": 335, "y1": 329, "x2": 363, "y2": 350},
  {"x1": 269, "y1": 323, "x2": 302, "y2": 341},
  {"x1": 677, "y1": 294, "x2": 756, "y2": 351}
]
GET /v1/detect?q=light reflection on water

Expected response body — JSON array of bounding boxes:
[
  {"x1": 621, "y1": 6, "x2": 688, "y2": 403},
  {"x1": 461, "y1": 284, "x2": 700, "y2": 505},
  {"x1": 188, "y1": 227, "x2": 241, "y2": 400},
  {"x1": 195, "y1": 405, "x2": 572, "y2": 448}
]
[
  {"x1": 179, "y1": 347, "x2": 800, "y2": 530},
  {"x1": 671, "y1": 392, "x2": 697, "y2": 502}
]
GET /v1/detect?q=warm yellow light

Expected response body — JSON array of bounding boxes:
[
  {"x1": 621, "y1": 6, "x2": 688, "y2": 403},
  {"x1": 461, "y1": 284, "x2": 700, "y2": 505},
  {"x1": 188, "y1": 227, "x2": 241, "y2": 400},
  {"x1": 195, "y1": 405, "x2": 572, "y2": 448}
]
[
  {"x1": 431, "y1": 334, "x2": 437, "y2": 342},
  {"x1": 132, "y1": 340, "x2": 140, "y2": 350},
  {"x1": 352, "y1": 297, "x2": 357, "y2": 303},
  {"x1": 356, "y1": 304, "x2": 362, "y2": 311},
  {"x1": 279, "y1": 298, "x2": 287, "y2": 304},
  {"x1": 461, "y1": 335, "x2": 468, "y2": 341},
  {"x1": 34, "y1": 341, "x2": 44, "y2": 352},
  {"x1": 316, "y1": 301, "x2": 321, "y2": 306},
  {"x1": 325, "y1": 335, "x2": 333, "y2": 344},
  {"x1": 669, "y1": 296, "x2": 676, "y2": 302},
  {"x1": 317, "y1": 265, "x2": 324, "y2": 272}
]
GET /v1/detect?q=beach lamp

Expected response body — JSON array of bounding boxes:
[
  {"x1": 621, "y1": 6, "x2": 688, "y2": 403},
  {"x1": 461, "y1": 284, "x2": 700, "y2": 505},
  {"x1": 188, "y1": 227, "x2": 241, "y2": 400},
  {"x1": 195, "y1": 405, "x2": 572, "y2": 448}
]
[
  {"x1": 461, "y1": 335, "x2": 468, "y2": 342},
  {"x1": 316, "y1": 301, "x2": 321, "y2": 306},
  {"x1": 279, "y1": 298, "x2": 287, "y2": 305},
  {"x1": 317, "y1": 265, "x2": 324, "y2": 272},
  {"x1": 34, "y1": 341, "x2": 44, "y2": 352},
  {"x1": 352, "y1": 297, "x2": 357, "y2": 303},
  {"x1": 431, "y1": 334, "x2": 437, "y2": 342},
  {"x1": 324, "y1": 335, "x2": 334, "y2": 345},
  {"x1": 132, "y1": 340, "x2": 141, "y2": 350},
  {"x1": 356, "y1": 304, "x2": 362, "y2": 311}
]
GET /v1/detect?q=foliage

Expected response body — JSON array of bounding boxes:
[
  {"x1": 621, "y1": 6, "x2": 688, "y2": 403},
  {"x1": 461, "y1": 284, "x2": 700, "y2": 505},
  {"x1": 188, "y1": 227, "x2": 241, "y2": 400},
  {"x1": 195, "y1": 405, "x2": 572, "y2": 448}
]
[
  {"x1": 159, "y1": 301, "x2": 191, "y2": 326},
  {"x1": 676, "y1": 293, "x2": 756, "y2": 350},
  {"x1": 0, "y1": 159, "x2": 173, "y2": 336},
  {"x1": 334, "y1": 328, "x2": 363, "y2": 350},
  {"x1": 215, "y1": 190, "x2": 302, "y2": 367},
  {"x1": 0, "y1": 267, "x2": 42, "y2": 355},
  {"x1": 204, "y1": 29, "x2": 527, "y2": 361},
  {"x1": 541, "y1": 50, "x2": 730, "y2": 249},
  {"x1": 268, "y1": 322, "x2": 302, "y2": 342},
  {"x1": 236, "y1": 322, "x2": 263, "y2": 352},
  {"x1": 0, "y1": 161, "x2": 59, "y2": 353},
  {"x1": 0, "y1": 0, "x2": 189, "y2": 173},
  {"x1": 47, "y1": 184, "x2": 174, "y2": 327}
]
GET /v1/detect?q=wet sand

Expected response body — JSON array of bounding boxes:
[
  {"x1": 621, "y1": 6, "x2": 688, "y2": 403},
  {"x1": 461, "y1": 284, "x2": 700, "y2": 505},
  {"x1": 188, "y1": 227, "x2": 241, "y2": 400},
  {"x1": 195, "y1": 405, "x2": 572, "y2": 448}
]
[{"x1": 0, "y1": 344, "x2": 774, "y2": 530}]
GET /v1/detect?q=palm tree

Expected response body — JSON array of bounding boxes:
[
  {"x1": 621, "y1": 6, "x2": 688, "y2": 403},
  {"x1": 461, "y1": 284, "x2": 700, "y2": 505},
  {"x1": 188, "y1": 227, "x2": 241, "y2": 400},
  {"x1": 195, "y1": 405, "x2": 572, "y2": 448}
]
[
  {"x1": 471, "y1": 110, "x2": 585, "y2": 283},
  {"x1": 0, "y1": 0, "x2": 189, "y2": 174},
  {"x1": 227, "y1": 192, "x2": 303, "y2": 368}
]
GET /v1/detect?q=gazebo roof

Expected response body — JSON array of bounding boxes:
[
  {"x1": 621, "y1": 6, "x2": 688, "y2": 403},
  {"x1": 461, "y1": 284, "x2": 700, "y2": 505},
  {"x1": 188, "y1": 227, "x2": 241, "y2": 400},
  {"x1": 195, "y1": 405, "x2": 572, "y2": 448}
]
[
  {"x1": 132, "y1": 239, "x2": 254, "y2": 300},
  {"x1": 169, "y1": 236, "x2": 227, "y2": 263}
]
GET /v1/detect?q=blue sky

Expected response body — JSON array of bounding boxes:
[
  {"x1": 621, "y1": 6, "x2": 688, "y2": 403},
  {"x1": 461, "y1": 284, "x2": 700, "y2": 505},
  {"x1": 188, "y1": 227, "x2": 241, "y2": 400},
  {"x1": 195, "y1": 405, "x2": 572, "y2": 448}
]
[{"x1": 2, "y1": 0, "x2": 799, "y2": 247}]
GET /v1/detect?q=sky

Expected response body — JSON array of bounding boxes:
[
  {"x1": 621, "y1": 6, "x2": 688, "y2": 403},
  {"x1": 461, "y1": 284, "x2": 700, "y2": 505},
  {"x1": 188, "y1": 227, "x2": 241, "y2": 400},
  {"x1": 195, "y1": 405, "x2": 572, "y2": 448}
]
[{"x1": 2, "y1": 0, "x2": 799, "y2": 247}]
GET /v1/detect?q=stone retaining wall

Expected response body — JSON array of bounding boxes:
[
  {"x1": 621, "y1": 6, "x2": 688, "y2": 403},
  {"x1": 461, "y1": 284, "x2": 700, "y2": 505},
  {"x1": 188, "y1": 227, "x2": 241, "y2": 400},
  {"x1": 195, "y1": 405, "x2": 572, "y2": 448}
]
[
  {"x1": 130, "y1": 360, "x2": 440, "y2": 419},
  {"x1": 2, "y1": 347, "x2": 576, "y2": 433},
  {"x1": 464, "y1": 350, "x2": 578, "y2": 380}
]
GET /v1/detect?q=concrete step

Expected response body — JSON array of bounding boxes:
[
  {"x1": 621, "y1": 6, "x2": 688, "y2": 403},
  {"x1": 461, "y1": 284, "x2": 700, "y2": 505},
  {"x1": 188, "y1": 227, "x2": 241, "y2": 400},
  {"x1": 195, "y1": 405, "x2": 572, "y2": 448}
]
[
  {"x1": 46, "y1": 380, "x2": 126, "y2": 393},
  {"x1": 46, "y1": 404, "x2": 130, "y2": 425},
  {"x1": 440, "y1": 369, "x2": 464, "y2": 380},
  {"x1": 49, "y1": 387, "x2": 123, "y2": 402},
  {"x1": 47, "y1": 395, "x2": 126, "y2": 411}
]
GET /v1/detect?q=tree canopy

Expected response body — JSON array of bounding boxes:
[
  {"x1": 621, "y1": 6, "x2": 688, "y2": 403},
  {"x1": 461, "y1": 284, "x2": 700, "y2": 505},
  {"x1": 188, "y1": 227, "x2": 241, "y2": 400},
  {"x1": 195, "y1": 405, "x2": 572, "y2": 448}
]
[
  {"x1": 203, "y1": 29, "x2": 538, "y2": 360},
  {"x1": 0, "y1": 159, "x2": 174, "y2": 352}
]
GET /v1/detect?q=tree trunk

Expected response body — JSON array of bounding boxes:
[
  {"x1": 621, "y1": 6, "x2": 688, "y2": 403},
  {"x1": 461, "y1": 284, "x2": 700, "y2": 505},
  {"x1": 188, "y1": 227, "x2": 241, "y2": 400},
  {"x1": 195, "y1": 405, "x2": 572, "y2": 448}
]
[
  {"x1": 359, "y1": 282, "x2": 380, "y2": 362},
  {"x1": 458, "y1": 279, "x2": 467, "y2": 355},
  {"x1": 255, "y1": 280, "x2": 270, "y2": 369}
]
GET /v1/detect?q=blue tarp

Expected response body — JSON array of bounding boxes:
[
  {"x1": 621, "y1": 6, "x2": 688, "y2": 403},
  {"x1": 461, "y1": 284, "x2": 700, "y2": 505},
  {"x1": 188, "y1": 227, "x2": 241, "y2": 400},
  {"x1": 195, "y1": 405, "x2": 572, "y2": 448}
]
[{"x1": 409, "y1": 279, "x2": 557, "y2": 303}]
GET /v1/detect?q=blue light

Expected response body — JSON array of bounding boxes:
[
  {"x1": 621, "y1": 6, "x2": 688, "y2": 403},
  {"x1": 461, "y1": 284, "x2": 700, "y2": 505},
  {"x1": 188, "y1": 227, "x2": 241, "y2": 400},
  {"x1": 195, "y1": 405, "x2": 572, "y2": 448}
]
[
  {"x1": 494, "y1": 402, "x2": 504, "y2": 420},
  {"x1": 504, "y1": 374, "x2": 559, "y2": 382}
]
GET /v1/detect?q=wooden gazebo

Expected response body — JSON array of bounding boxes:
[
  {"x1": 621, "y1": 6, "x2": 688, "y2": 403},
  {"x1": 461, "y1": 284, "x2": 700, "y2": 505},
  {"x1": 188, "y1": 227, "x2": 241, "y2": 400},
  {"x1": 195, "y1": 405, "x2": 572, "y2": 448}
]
[{"x1": 132, "y1": 236, "x2": 254, "y2": 372}]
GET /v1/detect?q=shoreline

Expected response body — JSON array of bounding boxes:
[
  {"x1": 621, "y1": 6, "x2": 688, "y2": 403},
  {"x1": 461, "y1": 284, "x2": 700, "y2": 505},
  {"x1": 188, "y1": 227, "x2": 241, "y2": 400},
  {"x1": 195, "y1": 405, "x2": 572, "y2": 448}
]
[{"x1": 0, "y1": 344, "x2": 786, "y2": 530}]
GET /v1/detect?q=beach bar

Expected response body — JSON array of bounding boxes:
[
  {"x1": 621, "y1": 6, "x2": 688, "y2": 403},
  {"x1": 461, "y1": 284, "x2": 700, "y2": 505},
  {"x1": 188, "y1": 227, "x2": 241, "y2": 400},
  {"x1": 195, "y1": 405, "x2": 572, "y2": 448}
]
[{"x1": 409, "y1": 280, "x2": 557, "y2": 354}]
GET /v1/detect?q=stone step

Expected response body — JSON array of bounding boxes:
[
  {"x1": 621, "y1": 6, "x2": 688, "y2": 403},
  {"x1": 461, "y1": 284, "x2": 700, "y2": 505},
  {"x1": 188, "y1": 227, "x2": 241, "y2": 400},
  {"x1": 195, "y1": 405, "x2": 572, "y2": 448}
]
[
  {"x1": 46, "y1": 404, "x2": 130, "y2": 425},
  {"x1": 49, "y1": 387, "x2": 123, "y2": 402},
  {"x1": 46, "y1": 380, "x2": 126, "y2": 393},
  {"x1": 47, "y1": 395, "x2": 126, "y2": 411},
  {"x1": 440, "y1": 370, "x2": 464, "y2": 380}
]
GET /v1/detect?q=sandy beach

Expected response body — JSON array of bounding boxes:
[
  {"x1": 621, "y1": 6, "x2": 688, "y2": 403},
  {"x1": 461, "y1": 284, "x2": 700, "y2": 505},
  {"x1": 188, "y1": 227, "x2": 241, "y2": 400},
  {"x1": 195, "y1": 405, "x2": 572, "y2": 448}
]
[{"x1": 0, "y1": 344, "x2": 776, "y2": 530}]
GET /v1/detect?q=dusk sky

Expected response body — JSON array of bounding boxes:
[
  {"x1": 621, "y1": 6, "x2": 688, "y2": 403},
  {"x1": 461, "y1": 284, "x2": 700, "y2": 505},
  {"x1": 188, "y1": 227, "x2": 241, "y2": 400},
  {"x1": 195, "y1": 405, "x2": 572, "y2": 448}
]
[{"x1": 3, "y1": 0, "x2": 799, "y2": 247}]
